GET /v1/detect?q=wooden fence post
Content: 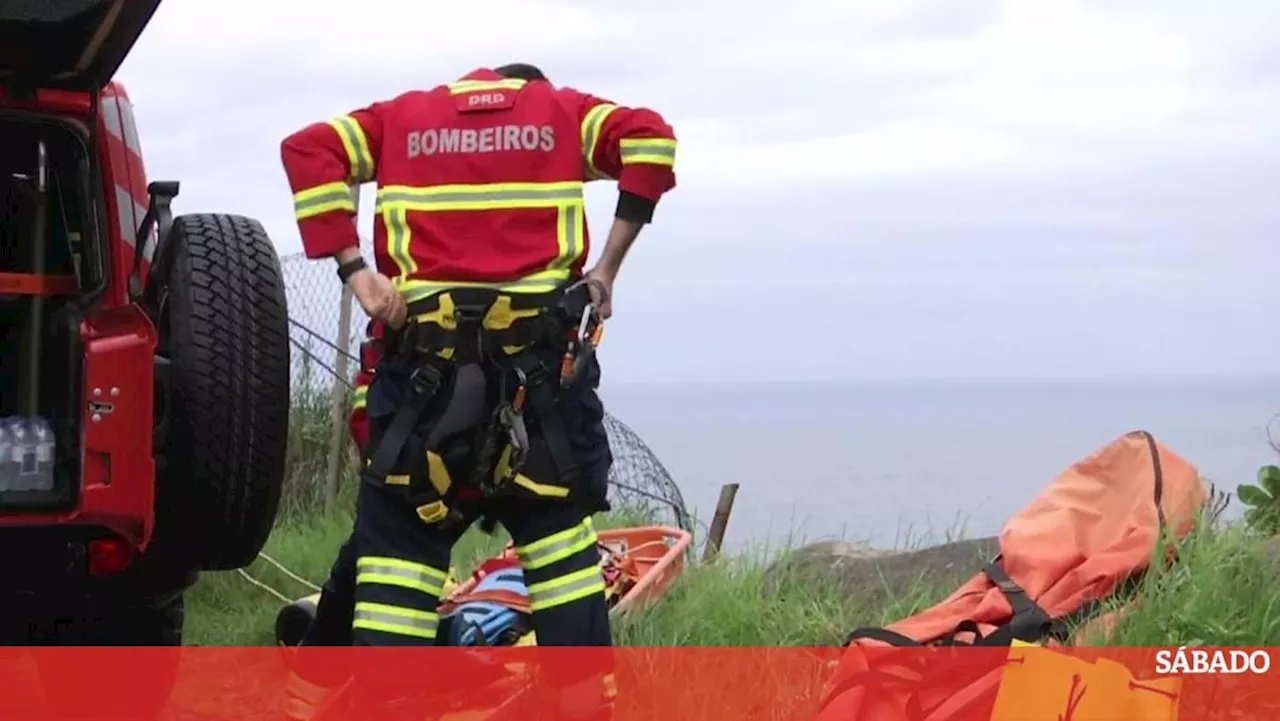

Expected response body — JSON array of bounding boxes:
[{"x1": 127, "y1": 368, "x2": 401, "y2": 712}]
[{"x1": 702, "y1": 482, "x2": 740, "y2": 563}]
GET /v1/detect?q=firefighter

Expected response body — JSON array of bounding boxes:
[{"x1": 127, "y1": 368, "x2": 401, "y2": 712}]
[{"x1": 277, "y1": 63, "x2": 677, "y2": 720}]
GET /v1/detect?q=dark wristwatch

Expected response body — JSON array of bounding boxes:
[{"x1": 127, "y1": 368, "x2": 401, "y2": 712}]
[{"x1": 336, "y1": 257, "x2": 368, "y2": 284}]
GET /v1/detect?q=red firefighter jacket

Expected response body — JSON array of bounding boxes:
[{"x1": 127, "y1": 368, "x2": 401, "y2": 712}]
[
  {"x1": 280, "y1": 67, "x2": 679, "y2": 449},
  {"x1": 280, "y1": 67, "x2": 678, "y2": 304}
]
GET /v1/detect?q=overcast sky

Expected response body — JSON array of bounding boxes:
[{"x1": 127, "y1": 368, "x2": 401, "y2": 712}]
[{"x1": 114, "y1": 0, "x2": 1279, "y2": 383}]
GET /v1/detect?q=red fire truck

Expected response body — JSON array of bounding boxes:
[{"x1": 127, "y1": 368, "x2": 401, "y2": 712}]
[{"x1": 1, "y1": 0, "x2": 290, "y2": 716}]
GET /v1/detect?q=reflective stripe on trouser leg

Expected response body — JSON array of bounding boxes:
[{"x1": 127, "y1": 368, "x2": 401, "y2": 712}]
[
  {"x1": 528, "y1": 564, "x2": 606, "y2": 612},
  {"x1": 352, "y1": 555, "x2": 447, "y2": 643},
  {"x1": 515, "y1": 516, "x2": 597, "y2": 571},
  {"x1": 283, "y1": 672, "x2": 333, "y2": 721},
  {"x1": 515, "y1": 517, "x2": 612, "y2": 646}
]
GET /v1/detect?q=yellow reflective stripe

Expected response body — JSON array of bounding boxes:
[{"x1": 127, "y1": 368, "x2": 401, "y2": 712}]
[
  {"x1": 327, "y1": 115, "x2": 375, "y2": 183},
  {"x1": 549, "y1": 201, "x2": 585, "y2": 271},
  {"x1": 426, "y1": 450, "x2": 451, "y2": 494},
  {"x1": 284, "y1": 697, "x2": 316, "y2": 721},
  {"x1": 604, "y1": 672, "x2": 617, "y2": 699},
  {"x1": 355, "y1": 556, "x2": 447, "y2": 596},
  {"x1": 285, "y1": 672, "x2": 331, "y2": 705},
  {"x1": 515, "y1": 519, "x2": 596, "y2": 571},
  {"x1": 376, "y1": 181, "x2": 585, "y2": 298},
  {"x1": 377, "y1": 181, "x2": 583, "y2": 211},
  {"x1": 580, "y1": 103, "x2": 619, "y2": 181},
  {"x1": 356, "y1": 555, "x2": 449, "y2": 580},
  {"x1": 293, "y1": 182, "x2": 355, "y2": 220},
  {"x1": 352, "y1": 385, "x2": 368, "y2": 411},
  {"x1": 448, "y1": 78, "x2": 526, "y2": 94},
  {"x1": 527, "y1": 565, "x2": 607, "y2": 612},
  {"x1": 382, "y1": 206, "x2": 416, "y2": 283},
  {"x1": 352, "y1": 601, "x2": 439, "y2": 639},
  {"x1": 620, "y1": 137, "x2": 677, "y2": 167},
  {"x1": 397, "y1": 270, "x2": 570, "y2": 303},
  {"x1": 512, "y1": 473, "x2": 570, "y2": 498}
]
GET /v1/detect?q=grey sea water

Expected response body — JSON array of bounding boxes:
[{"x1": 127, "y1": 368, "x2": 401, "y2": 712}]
[{"x1": 600, "y1": 374, "x2": 1280, "y2": 551}]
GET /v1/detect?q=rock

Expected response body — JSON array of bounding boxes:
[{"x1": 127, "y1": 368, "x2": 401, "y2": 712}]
[{"x1": 763, "y1": 536, "x2": 999, "y2": 606}]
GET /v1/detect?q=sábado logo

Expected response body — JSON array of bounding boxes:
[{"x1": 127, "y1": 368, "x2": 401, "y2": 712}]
[{"x1": 1155, "y1": 647, "x2": 1271, "y2": 674}]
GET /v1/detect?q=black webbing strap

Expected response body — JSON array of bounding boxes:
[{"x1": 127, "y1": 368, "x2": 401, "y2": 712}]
[
  {"x1": 401, "y1": 288, "x2": 565, "y2": 360},
  {"x1": 399, "y1": 316, "x2": 557, "y2": 359},
  {"x1": 843, "y1": 627, "x2": 924, "y2": 647},
  {"x1": 370, "y1": 283, "x2": 585, "y2": 529},
  {"x1": 973, "y1": 562, "x2": 1053, "y2": 646},
  {"x1": 840, "y1": 563, "x2": 1055, "y2": 650},
  {"x1": 936, "y1": 620, "x2": 986, "y2": 646},
  {"x1": 360, "y1": 363, "x2": 470, "y2": 527},
  {"x1": 359, "y1": 364, "x2": 444, "y2": 488},
  {"x1": 514, "y1": 353, "x2": 578, "y2": 486},
  {"x1": 360, "y1": 302, "x2": 488, "y2": 494}
]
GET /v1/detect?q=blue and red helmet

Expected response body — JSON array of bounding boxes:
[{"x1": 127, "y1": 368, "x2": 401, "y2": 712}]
[{"x1": 439, "y1": 568, "x2": 530, "y2": 646}]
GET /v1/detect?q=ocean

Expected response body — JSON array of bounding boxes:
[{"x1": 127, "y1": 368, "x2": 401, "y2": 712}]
[{"x1": 598, "y1": 375, "x2": 1280, "y2": 552}]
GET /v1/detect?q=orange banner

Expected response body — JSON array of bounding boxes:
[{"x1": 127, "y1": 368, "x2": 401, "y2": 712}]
[{"x1": 0, "y1": 645, "x2": 1276, "y2": 720}]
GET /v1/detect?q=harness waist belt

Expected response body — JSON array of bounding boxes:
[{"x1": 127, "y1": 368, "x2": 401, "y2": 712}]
[{"x1": 361, "y1": 283, "x2": 594, "y2": 527}]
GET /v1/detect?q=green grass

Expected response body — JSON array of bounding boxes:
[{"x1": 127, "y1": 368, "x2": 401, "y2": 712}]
[
  {"x1": 186, "y1": 498, "x2": 1280, "y2": 647},
  {"x1": 1095, "y1": 522, "x2": 1280, "y2": 646},
  {"x1": 189, "y1": 386, "x2": 1280, "y2": 646}
]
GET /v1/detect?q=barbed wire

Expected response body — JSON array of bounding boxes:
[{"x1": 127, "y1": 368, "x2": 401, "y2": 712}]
[{"x1": 280, "y1": 251, "x2": 693, "y2": 535}]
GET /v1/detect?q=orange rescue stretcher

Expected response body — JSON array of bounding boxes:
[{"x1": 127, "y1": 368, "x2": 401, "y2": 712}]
[{"x1": 288, "y1": 525, "x2": 692, "y2": 721}]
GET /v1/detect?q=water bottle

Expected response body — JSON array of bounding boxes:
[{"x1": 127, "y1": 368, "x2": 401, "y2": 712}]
[
  {"x1": 30, "y1": 417, "x2": 55, "y2": 492},
  {"x1": 0, "y1": 420, "x2": 12, "y2": 492},
  {"x1": 10, "y1": 418, "x2": 36, "y2": 492}
]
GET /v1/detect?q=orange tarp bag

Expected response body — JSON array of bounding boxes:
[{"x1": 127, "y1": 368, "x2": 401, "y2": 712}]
[
  {"x1": 991, "y1": 641, "x2": 1181, "y2": 720},
  {"x1": 815, "y1": 430, "x2": 1205, "y2": 721}
]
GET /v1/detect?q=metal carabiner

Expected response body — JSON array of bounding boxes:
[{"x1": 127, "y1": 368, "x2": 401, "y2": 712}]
[
  {"x1": 576, "y1": 303, "x2": 597, "y2": 344},
  {"x1": 499, "y1": 403, "x2": 530, "y2": 472},
  {"x1": 562, "y1": 304, "x2": 602, "y2": 389},
  {"x1": 510, "y1": 366, "x2": 529, "y2": 412}
]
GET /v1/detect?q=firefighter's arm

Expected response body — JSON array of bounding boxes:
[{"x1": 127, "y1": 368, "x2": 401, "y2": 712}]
[
  {"x1": 280, "y1": 104, "x2": 384, "y2": 259},
  {"x1": 571, "y1": 90, "x2": 678, "y2": 224},
  {"x1": 565, "y1": 89, "x2": 677, "y2": 313}
]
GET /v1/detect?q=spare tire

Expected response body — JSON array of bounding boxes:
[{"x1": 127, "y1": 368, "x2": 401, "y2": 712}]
[{"x1": 152, "y1": 213, "x2": 290, "y2": 571}]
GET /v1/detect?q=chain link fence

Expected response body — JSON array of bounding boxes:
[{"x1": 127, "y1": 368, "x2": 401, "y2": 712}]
[{"x1": 280, "y1": 251, "x2": 692, "y2": 534}]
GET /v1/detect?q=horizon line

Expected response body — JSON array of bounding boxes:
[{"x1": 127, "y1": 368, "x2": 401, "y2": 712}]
[{"x1": 599, "y1": 371, "x2": 1280, "y2": 388}]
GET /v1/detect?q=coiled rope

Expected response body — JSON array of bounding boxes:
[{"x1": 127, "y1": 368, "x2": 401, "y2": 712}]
[{"x1": 236, "y1": 552, "x2": 321, "y2": 605}]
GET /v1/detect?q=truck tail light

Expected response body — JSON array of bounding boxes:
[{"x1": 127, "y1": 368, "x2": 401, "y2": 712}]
[{"x1": 87, "y1": 535, "x2": 133, "y2": 577}]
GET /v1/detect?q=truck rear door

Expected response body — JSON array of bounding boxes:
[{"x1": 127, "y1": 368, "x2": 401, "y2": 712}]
[{"x1": 0, "y1": 0, "x2": 162, "y2": 96}]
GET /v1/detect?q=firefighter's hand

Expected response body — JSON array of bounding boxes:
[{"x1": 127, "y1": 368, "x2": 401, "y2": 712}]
[
  {"x1": 583, "y1": 267, "x2": 614, "y2": 320},
  {"x1": 349, "y1": 269, "x2": 407, "y2": 329}
]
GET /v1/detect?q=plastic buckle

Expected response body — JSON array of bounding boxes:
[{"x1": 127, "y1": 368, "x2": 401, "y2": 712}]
[
  {"x1": 416, "y1": 500, "x2": 449, "y2": 524},
  {"x1": 454, "y1": 304, "x2": 485, "y2": 324},
  {"x1": 454, "y1": 304, "x2": 488, "y2": 360},
  {"x1": 516, "y1": 358, "x2": 549, "y2": 390},
  {"x1": 454, "y1": 305, "x2": 487, "y2": 341},
  {"x1": 409, "y1": 364, "x2": 442, "y2": 396},
  {"x1": 358, "y1": 466, "x2": 382, "y2": 487}
]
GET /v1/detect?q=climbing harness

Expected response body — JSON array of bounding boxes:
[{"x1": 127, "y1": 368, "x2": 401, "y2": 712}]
[{"x1": 358, "y1": 281, "x2": 602, "y2": 528}]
